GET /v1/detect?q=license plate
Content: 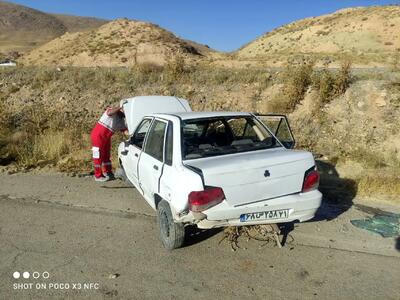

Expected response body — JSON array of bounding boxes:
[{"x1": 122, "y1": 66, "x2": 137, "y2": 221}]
[{"x1": 240, "y1": 209, "x2": 289, "y2": 222}]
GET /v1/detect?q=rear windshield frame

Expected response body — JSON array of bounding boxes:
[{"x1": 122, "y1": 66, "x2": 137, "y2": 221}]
[{"x1": 180, "y1": 115, "x2": 284, "y2": 161}]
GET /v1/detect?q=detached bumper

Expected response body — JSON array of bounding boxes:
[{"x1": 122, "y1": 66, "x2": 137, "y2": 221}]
[{"x1": 197, "y1": 190, "x2": 322, "y2": 229}]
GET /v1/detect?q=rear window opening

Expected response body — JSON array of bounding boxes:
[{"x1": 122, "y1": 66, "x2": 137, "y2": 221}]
[{"x1": 182, "y1": 116, "x2": 282, "y2": 159}]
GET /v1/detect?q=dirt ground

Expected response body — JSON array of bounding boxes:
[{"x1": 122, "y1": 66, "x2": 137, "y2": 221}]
[{"x1": 0, "y1": 172, "x2": 399, "y2": 299}]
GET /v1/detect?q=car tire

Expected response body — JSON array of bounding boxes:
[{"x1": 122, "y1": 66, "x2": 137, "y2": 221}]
[
  {"x1": 157, "y1": 200, "x2": 185, "y2": 250},
  {"x1": 116, "y1": 162, "x2": 133, "y2": 187}
]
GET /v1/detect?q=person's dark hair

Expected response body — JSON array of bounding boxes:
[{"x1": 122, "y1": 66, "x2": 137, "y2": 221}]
[{"x1": 117, "y1": 110, "x2": 125, "y2": 118}]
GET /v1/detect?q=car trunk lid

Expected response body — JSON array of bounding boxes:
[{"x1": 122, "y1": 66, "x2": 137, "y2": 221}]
[
  {"x1": 185, "y1": 148, "x2": 315, "y2": 207},
  {"x1": 121, "y1": 96, "x2": 191, "y2": 134}
]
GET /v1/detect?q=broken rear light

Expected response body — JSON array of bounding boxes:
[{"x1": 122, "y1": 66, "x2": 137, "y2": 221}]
[
  {"x1": 188, "y1": 187, "x2": 225, "y2": 212},
  {"x1": 302, "y1": 168, "x2": 320, "y2": 193}
]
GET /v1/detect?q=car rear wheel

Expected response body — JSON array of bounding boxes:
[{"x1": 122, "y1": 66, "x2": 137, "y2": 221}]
[{"x1": 157, "y1": 200, "x2": 185, "y2": 250}]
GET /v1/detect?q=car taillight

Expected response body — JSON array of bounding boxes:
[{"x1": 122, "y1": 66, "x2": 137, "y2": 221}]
[
  {"x1": 302, "y1": 169, "x2": 320, "y2": 193},
  {"x1": 188, "y1": 187, "x2": 225, "y2": 212}
]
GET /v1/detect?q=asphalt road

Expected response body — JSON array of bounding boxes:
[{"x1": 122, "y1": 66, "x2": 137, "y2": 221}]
[{"x1": 0, "y1": 173, "x2": 399, "y2": 299}]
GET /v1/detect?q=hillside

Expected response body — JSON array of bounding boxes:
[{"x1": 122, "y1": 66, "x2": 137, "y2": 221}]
[
  {"x1": 22, "y1": 19, "x2": 210, "y2": 66},
  {"x1": 51, "y1": 14, "x2": 107, "y2": 33},
  {"x1": 237, "y1": 6, "x2": 400, "y2": 64},
  {"x1": 0, "y1": 1, "x2": 106, "y2": 54}
]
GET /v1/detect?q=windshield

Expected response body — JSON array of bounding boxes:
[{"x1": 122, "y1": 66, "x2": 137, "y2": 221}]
[{"x1": 182, "y1": 116, "x2": 282, "y2": 159}]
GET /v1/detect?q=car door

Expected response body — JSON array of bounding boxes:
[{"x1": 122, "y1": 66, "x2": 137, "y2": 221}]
[
  {"x1": 124, "y1": 118, "x2": 153, "y2": 188},
  {"x1": 138, "y1": 119, "x2": 168, "y2": 208},
  {"x1": 254, "y1": 114, "x2": 296, "y2": 149}
]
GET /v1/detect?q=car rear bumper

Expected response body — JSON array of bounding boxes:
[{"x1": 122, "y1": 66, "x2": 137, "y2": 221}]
[{"x1": 196, "y1": 190, "x2": 322, "y2": 229}]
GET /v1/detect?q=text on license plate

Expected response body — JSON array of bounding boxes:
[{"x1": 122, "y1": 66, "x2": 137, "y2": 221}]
[{"x1": 240, "y1": 209, "x2": 289, "y2": 222}]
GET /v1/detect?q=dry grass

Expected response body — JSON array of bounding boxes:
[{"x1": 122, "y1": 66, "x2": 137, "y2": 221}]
[
  {"x1": 15, "y1": 130, "x2": 68, "y2": 166},
  {"x1": 357, "y1": 175, "x2": 400, "y2": 199},
  {"x1": 0, "y1": 97, "x2": 92, "y2": 171},
  {"x1": 4, "y1": 129, "x2": 89, "y2": 170},
  {"x1": 348, "y1": 148, "x2": 400, "y2": 201}
]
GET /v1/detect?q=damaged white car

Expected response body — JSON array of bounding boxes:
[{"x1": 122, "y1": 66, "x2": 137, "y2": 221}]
[{"x1": 118, "y1": 96, "x2": 322, "y2": 250}]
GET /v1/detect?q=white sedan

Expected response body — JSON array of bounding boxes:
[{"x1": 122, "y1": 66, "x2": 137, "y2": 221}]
[{"x1": 118, "y1": 96, "x2": 322, "y2": 250}]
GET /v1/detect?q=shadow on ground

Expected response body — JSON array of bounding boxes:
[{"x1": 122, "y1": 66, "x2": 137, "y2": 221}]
[
  {"x1": 313, "y1": 159, "x2": 357, "y2": 221},
  {"x1": 279, "y1": 160, "x2": 358, "y2": 246},
  {"x1": 396, "y1": 237, "x2": 400, "y2": 252},
  {"x1": 183, "y1": 226, "x2": 222, "y2": 248}
]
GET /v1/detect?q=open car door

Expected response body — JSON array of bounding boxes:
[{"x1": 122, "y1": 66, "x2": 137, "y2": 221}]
[{"x1": 254, "y1": 114, "x2": 296, "y2": 149}]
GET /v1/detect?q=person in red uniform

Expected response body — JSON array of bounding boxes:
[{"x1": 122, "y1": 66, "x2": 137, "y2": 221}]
[{"x1": 91, "y1": 105, "x2": 127, "y2": 182}]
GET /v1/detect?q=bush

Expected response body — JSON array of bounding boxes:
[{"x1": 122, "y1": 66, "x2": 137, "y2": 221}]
[
  {"x1": 313, "y1": 69, "x2": 336, "y2": 104},
  {"x1": 276, "y1": 59, "x2": 314, "y2": 112},
  {"x1": 163, "y1": 56, "x2": 191, "y2": 83},
  {"x1": 312, "y1": 59, "x2": 352, "y2": 104},
  {"x1": 336, "y1": 59, "x2": 352, "y2": 94}
]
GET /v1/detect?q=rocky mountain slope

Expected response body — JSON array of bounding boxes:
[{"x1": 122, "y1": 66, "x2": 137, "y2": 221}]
[
  {"x1": 0, "y1": 1, "x2": 106, "y2": 54},
  {"x1": 50, "y1": 14, "x2": 107, "y2": 33},
  {"x1": 236, "y1": 6, "x2": 400, "y2": 65},
  {"x1": 22, "y1": 18, "x2": 209, "y2": 66}
]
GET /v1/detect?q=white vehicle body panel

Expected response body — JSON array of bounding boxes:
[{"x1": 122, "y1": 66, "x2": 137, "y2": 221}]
[
  {"x1": 197, "y1": 190, "x2": 322, "y2": 228},
  {"x1": 185, "y1": 148, "x2": 314, "y2": 207},
  {"x1": 159, "y1": 164, "x2": 204, "y2": 214},
  {"x1": 118, "y1": 101, "x2": 322, "y2": 227},
  {"x1": 138, "y1": 151, "x2": 164, "y2": 206},
  {"x1": 124, "y1": 144, "x2": 141, "y2": 186}
]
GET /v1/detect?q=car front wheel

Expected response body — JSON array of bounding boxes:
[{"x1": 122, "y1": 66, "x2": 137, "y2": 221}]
[{"x1": 157, "y1": 200, "x2": 185, "y2": 250}]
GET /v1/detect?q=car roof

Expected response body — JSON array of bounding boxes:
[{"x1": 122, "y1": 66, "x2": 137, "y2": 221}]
[{"x1": 152, "y1": 111, "x2": 252, "y2": 120}]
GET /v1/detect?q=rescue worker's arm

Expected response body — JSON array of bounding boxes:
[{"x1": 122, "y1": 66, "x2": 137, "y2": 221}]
[{"x1": 106, "y1": 106, "x2": 122, "y2": 116}]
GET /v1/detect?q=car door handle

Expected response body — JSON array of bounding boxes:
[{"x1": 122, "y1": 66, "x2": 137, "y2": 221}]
[
  {"x1": 153, "y1": 165, "x2": 159, "y2": 171},
  {"x1": 134, "y1": 153, "x2": 138, "y2": 157}
]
